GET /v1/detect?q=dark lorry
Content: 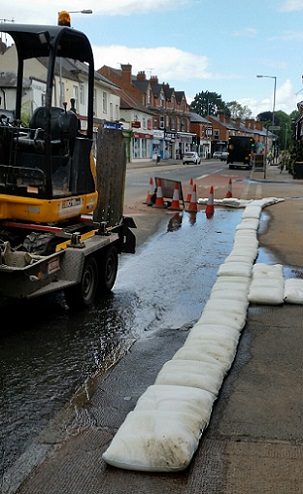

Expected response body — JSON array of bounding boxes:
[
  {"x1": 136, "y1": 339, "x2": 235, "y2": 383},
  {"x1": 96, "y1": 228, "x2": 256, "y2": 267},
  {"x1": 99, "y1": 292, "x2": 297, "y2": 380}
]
[{"x1": 227, "y1": 135, "x2": 255, "y2": 169}]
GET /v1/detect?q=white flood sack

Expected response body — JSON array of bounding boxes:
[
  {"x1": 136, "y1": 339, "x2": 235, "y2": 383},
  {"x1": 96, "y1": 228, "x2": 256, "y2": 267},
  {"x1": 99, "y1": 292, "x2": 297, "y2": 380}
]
[
  {"x1": 103, "y1": 199, "x2": 287, "y2": 473},
  {"x1": 102, "y1": 409, "x2": 207, "y2": 472},
  {"x1": 211, "y1": 276, "x2": 251, "y2": 293},
  {"x1": 235, "y1": 218, "x2": 260, "y2": 231},
  {"x1": 242, "y1": 205, "x2": 262, "y2": 219},
  {"x1": 187, "y1": 323, "x2": 241, "y2": 342},
  {"x1": 248, "y1": 263, "x2": 285, "y2": 304},
  {"x1": 155, "y1": 359, "x2": 226, "y2": 395},
  {"x1": 198, "y1": 309, "x2": 247, "y2": 332},
  {"x1": 217, "y1": 261, "x2": 252, "y2": 278},
  {"x1": 284, "y1": 278, "x2": 303, "y2": 304}
]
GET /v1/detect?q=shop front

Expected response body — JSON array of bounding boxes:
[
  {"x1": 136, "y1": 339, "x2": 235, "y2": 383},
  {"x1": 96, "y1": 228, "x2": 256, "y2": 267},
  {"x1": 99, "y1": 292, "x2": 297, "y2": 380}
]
[
  {"x1": 132, "y1": 131, "x2": 153, "y2": 161},
  {"x1": 152, "y1": 129, "x2": 165, "y2": 160},
  {"x1": 164, "y1": 130, "x2": 176, "y2": 159},
  {"x1": 177, "y1": 132, "x2": 196, "y2": 157}
]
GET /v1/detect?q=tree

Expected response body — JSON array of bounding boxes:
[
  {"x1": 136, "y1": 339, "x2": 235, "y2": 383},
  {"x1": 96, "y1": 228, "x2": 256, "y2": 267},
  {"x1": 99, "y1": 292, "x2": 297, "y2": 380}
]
[
  {"x1": 257, "y1": 110, "x2": 297, "y2": 150},
  {"x1": 256, "y1": 111, "x2": 272, "y2": 123},
  {"x1": 227, "y1": 101, "x2": 252, "y2": 119},
  {"x1": 190, "y1": 90, "x2": 229, "y2": 117}
]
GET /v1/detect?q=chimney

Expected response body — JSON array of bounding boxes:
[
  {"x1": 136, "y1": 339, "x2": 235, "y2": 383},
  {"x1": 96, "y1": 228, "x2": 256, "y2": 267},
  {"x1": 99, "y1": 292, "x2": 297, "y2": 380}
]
[
  {"x1": 137, "y1": 71, "x2": 146, "y2": 81},
  {"x1": 255, "y1": 121, "x2": 263, "y2": 131},
  {"x1": 150, "y1": 75, "x2": 158, "y2": 85},
  {"x1": 245, "y1": 118, "x2": 254, "y2": 129},
  {"x1": 217, "y1": 111, "x2": 225, "y2": 123},
  {"x1": 121, "y1": 64, "x2": 132, "y2": 85}
]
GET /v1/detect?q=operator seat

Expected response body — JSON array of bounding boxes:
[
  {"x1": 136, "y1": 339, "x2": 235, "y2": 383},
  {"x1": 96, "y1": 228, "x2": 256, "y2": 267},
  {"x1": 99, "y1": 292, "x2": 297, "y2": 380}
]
[{"x1": 15, "y1": 106, "x2": 63, "y2": 153}]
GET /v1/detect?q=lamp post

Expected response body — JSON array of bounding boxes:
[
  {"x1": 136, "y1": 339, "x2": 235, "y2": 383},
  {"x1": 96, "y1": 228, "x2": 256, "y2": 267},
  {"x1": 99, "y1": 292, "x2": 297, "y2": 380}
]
[
  {"x1": 256, "y1": 74, "x2": 277, "y2": 126},
  {"x1": 256, "y1": 74, "x2": 277, "y2": 164},
  {"x1": 69, "y1": 10, "x2": 93, "y2": 15},
  {"x1": 58, "y1": 10, "x2": 93, "y2": 107}
]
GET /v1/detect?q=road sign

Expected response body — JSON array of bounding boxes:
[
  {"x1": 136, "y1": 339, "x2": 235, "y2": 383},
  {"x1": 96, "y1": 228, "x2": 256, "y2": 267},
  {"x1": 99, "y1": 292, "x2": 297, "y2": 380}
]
[{"x1": 268, "y1": 125, "x2": 280, "y2": 130}]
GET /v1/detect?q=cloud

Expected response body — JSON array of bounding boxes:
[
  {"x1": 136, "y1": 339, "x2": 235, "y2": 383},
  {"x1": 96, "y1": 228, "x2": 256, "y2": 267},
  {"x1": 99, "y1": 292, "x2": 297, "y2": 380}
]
[
  {"x1": 279, "y1": 0, "x2": 303, "y2": 11},
  {"x1": 239, "y1": 79, "x2": 300, "y2": 117},
  {"x1": 3, "y1": 0, "x2": 189, "y2": 23},
  {"x1": 93, "y1": 45, "x2": 211, "y2": 82},
  {"x1": 271, "y1": 30, "x2": 303, "y2": 41},
  {"x1": 232, "y1": 27, "x2": 258, "y2": 37}
]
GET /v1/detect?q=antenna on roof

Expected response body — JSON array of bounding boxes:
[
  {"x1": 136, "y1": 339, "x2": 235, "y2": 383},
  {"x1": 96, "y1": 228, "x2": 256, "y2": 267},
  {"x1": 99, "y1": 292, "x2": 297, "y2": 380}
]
[{"x1": 145, "y1": 68, "x2": 154, "y2": 78}]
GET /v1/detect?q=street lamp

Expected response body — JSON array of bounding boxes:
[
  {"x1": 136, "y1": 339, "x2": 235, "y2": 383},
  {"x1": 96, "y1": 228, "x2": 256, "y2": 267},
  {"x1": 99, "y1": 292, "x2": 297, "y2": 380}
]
[
  {"x1": 256, "y1": 74, "x2": 277, "y2": 126},
  {"x1": 69, "y1": 10, "x2": 93, "y2": 14},
  {"x1": 257, "y1": 74, "x2": 277, "y2": 165},
  {"x1": 58, "y1": 10, "x2": 93, "y2": 107}
]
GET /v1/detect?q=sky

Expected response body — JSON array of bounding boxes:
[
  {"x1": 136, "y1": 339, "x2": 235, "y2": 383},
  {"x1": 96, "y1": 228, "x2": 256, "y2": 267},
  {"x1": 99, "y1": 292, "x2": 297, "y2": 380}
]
[{"x1": 2, "y1": 0, "x2": 303, "y2": 118}]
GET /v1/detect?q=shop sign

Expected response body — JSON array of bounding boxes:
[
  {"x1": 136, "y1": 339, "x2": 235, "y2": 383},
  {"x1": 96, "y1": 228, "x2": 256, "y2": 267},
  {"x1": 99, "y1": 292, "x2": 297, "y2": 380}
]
[
  {"x1": 104, "y1": 122, "x2": 122, "y2": 130},
  {"x1": 165, "y1": 131, "x2": 176, "y2": 141},
  {"x1": 133, "y1": 132, "x2": 153, "y2": 139},
  {"x1": 131, "y1": 121, "x2": 141, "y2": 128},
  {"x1": 153, "y1": 130, "x2": 164, "y2": 139}
]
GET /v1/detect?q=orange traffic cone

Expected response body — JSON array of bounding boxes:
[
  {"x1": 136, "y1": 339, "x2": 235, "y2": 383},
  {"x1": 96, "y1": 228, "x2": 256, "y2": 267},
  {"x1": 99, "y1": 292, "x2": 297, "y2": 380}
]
[
  {"x1": 205, "y1": 186, "x2": 215, "y2": 218},
  {"x1": 188, "y1": 211, "x2": 197, "y2": 226},
  {"x1": 186, "y1": 183, "x2": 198, "y2": 212},
  {"x1": 144, "y1": 177, "x2": 154, "y2": 204},
  {"x1": 153, "y1": 178, "x2": 166, "y2": 208},
  {"x1": 225, "y1": 178, "x2": 232, "y2": 198},
  {"x1": 168, "y1": 182, "x2": 183, "y2": 211},
  {"x1": 186, "y1": 178, "x2": 193, "y2": 202}
]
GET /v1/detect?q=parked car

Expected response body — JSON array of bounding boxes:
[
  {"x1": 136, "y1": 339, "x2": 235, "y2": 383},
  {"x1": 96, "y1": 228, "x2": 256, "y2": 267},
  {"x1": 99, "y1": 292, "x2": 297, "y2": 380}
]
[
  {"x1": 213, "y1": 151, "x2": 223, "y2": 159},
  {"x1": 183, "y1": 152, "x2": 201, "y2": 165},
  {"x1": 220, "y1": 151, "x2": 229, "y2": 161}
]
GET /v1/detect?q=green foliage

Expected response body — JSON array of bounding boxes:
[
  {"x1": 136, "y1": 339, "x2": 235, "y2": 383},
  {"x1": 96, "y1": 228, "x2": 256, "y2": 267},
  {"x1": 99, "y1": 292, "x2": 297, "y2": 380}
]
[
  {"x1": 288, "y1": 139, "x2": 303, "y2": 175},
  {"x1": 21, "y1": 112, "x2": 30, "y2": 127},
  {"x1": 257, "y1": 110, "x2": 295, "y2": 151},
  {"x1": 227, "y1": 101, "x2": 252, "y2": 119},
  {"x1": 190, "y1": 90, "x2": 229, "y2": 117}
]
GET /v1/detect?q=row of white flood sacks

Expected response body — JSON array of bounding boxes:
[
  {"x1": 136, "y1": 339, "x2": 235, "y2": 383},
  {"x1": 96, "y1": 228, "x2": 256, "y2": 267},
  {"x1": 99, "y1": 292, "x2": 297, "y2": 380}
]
[{"x1": 102, "y1": 200, "x2": 276, "y2": 472}]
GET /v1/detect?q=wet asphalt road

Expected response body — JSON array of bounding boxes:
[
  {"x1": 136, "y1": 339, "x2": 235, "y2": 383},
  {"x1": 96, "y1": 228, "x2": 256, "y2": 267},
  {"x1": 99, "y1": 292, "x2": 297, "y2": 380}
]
[{"x1": 1, "y1": 201, "x2": 249, "y2": 483}]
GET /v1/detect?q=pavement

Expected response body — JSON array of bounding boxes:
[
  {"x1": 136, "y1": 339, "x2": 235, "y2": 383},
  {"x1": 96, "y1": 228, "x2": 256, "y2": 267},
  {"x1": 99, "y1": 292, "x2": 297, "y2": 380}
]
[{"x1": 5, "y1": 162, "x2": 303, "y2": 494}]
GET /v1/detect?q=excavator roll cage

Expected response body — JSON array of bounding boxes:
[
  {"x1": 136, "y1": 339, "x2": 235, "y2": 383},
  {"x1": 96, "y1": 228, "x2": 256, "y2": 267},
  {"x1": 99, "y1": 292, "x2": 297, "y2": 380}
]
[{"x1": 0, "y1": 24, "x2": 96, "y2": 211}]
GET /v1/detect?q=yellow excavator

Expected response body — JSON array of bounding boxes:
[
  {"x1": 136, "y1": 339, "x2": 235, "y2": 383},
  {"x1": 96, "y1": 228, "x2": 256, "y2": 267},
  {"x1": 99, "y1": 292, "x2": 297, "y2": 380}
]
[{"x1": 0, "y1": 21, "x2": 136, "y2": 309}]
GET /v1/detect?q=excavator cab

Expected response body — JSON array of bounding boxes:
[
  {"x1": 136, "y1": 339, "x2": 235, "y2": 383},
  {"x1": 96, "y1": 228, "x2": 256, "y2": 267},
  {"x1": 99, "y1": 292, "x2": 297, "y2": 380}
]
[{"x1": 0, "y1": 23, "x2": 98, "y2": 223}]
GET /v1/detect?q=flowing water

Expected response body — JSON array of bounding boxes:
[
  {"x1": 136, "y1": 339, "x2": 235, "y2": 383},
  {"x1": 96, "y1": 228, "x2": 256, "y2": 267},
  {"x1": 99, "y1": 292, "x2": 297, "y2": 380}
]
[{"x1": 2, "y1": 207, "x2": 299, "y2": 481}]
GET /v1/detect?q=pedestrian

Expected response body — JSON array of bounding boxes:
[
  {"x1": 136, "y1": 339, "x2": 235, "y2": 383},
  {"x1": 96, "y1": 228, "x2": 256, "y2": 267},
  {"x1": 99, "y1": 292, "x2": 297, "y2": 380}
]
[{"x1": 279, "y1": 151, "x2": 286, "y2": 173}]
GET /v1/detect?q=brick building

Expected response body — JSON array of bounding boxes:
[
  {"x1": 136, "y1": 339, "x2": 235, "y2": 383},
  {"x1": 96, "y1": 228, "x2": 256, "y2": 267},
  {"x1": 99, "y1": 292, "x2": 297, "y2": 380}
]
[{"x1": 98, "y1": 64, "x2": 195, "y2": 160}]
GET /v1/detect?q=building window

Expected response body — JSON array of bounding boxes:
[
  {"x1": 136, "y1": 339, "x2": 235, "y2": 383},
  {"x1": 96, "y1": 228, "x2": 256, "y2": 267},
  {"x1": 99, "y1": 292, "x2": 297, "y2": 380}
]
[
  {"x1": 103, "y1": 91, "x2": 107, "y2": 114},
  {"x1": 147, "y1": 88, "x2": 151, "y2": 105},
  {"x1": 115, "y1": 104, "x2": 119, "y2": 120},
  {"x1": 73, "y1": 85, "x2": 79, "y2": 110},
  {"x1": 142, "y1": 117, "x2": 146, "y2": 129},
  {"x1": 80, "y1": 84, "x2": 84, "y2": 105},
  {"x1": 171, "y1": 117, "x2": 175, "y2": 130},
  {"x1": 160, "y1": 116, "x2": 164, "y2": 129},
  {"x1": 214, "y1": 129, "x2": 219, "y2": 139},
  {"x1": 93, "y1": 88, "x2": 97, "y2": 115},
  {"x1": 60, "y1": 81, "x2": 65, "y2": 104},
  {"x1": 160, "y1": 92, "x2": 165, "y2": 108}
]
